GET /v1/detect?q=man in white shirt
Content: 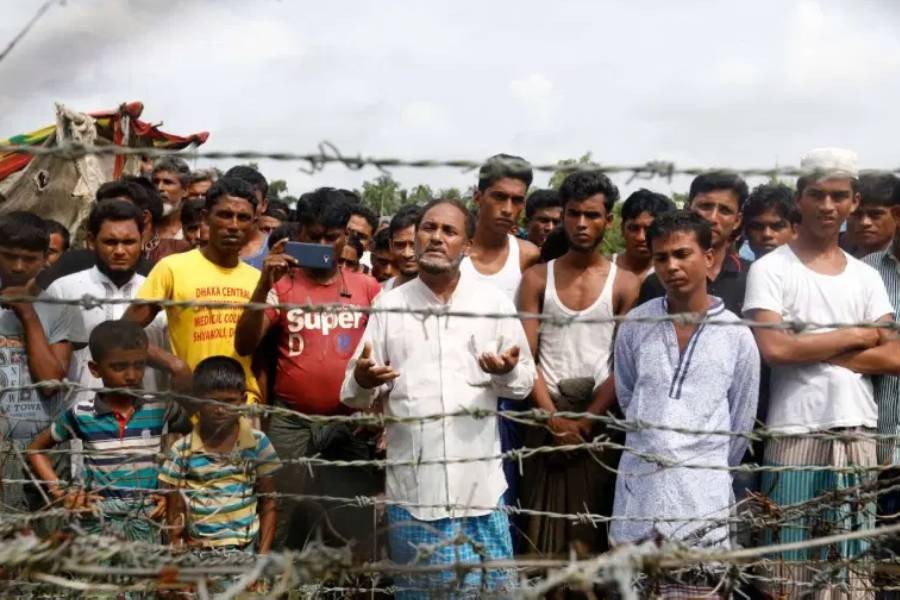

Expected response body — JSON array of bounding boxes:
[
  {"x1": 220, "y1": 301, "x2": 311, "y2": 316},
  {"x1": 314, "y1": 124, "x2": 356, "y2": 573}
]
[
  {"x1": 45, "y1": 200, "x2": 170, "y2": 405},
  {"x1": 341, "y1": 198, "x2": 535, "y2": 596},
  {"x1": 744, "y1": 148, "x2": 900, "y2": 597}
]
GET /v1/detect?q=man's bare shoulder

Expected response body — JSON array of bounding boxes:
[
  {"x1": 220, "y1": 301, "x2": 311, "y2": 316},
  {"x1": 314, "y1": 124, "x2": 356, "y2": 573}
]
[
  {"x1": 517, "y1": 237, "x2": 541, "y2": 270},
  {"x1": 521, "y1": 261, "x2": 548, "y2": 285}
]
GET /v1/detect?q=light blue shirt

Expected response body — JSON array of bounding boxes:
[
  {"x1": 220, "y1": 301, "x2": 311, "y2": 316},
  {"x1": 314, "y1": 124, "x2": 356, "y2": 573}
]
[{"x1": 611, "y1": 296, "x2": 760, "y2": 547}]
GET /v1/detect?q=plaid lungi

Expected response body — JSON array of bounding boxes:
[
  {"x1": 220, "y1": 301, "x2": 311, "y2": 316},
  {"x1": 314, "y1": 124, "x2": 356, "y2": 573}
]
[
  {"x1": 387, "y1": 504, "x2": 514, "y2": 599},
  {"x1": 758, "y1": 430, "x2": 877, "y2": 600}
]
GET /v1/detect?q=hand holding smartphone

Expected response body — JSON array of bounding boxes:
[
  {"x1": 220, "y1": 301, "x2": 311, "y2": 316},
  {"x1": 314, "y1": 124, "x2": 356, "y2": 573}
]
[{"x1": 283, "y1": 242, "x2": 335, "y2": 269}]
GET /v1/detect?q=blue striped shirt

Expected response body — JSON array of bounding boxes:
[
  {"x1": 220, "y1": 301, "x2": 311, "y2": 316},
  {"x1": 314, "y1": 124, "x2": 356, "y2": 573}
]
[
  {"x1": 863, "y1": 249, "x2": 900, "y2": 465},
  {"x1": 51, "y1": 395, "x2": 168, "y2": 502}
]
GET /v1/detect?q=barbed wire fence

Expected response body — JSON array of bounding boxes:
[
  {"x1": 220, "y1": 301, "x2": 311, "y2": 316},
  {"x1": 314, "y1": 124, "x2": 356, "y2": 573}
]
[{"x1": 0, "y1": 144, "x2": 898, "y2": 597}]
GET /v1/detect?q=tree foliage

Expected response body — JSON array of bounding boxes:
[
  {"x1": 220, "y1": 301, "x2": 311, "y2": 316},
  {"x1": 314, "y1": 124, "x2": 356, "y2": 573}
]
[{"x1": 357, "y1": 176, "x2": 470, "y2": 216}]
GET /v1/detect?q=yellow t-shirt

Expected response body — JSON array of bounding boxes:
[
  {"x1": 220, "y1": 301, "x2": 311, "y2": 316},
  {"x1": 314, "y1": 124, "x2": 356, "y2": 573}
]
[{"x1": 136, "y1": 249, "x2": 262, "y2": 403}]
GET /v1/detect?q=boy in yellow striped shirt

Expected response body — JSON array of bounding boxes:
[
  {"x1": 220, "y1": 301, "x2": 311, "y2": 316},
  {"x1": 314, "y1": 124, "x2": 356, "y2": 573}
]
[{"x1": 159, "y1": 356, "x2": 279, "y2": 552}]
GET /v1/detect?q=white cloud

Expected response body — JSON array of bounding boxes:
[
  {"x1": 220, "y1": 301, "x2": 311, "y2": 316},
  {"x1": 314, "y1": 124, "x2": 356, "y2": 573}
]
[
  {"x1": 3, "y1": 0, "x2": 900, "y2": 198},
  {"x1": 508, "y1": 73, "x2": 557, "y2": 124}
]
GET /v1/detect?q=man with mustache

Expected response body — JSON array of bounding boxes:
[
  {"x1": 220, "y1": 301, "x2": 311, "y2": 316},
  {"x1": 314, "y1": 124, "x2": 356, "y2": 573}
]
[
  {"x1": 341, "y1": 198, "x2": 535, "y2": 596},
  {"x1": 381, "y1": 204, "x2": 421, "y2": 291},
  {"x1": 638, "y1": 171, "x2": 750, "y2": 315},
  {"x1": 151, "y1": 157, "x2": 191, "y2": 241},
  {"x1": 45, "y1": 200, "x2": 171, "y2": 406},
  {"x1": 517, "y1": 170, "x2": 641, "y2": 556},
  {"x1": 124, "y1": 177, "x2": 262, "y2": 403}
]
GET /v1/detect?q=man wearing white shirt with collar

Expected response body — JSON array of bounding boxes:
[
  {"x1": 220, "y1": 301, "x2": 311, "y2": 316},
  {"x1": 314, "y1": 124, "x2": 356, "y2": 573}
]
[
  {"x1": 341, "y1": 198, "x2": 535, "y2": 597},
  {"x1": 45, "y1": 200, "x2": 170, "y2": 404}
]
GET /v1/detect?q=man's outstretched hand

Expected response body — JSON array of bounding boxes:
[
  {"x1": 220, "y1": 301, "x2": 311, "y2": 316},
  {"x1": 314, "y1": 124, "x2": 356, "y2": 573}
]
[
  {"x1": 353, "y1": 342, "x2": 400, "y2": 389},
  {"x1": 479, "y1": 345, "x2": 520, "y2": 375}
]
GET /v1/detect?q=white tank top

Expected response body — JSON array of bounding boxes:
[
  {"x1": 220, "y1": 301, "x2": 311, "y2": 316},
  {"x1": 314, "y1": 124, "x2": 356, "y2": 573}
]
[
  {"x1": 538, "y1": 259, "x2": 617, "y2": 399},
  {"x1": 460, "y1": 234, "x2": 521, "y2": 301}
]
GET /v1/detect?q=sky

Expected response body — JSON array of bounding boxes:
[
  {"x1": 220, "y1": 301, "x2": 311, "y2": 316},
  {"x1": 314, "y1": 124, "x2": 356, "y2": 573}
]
[{"x1": 1, "y1": 0, "x2": 899, "y2": 199}]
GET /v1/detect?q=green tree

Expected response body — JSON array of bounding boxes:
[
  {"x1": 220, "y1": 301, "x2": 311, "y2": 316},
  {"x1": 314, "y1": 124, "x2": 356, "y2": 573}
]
[
  {"x1": 360, "y1": 174, "x2": 406, "y2": 216},
  {"x1": 436, "y1": 187, "x2": 462, "y2": 201},
  {"x1": 238, "y1": 162, "x2": 291, "y2": 204},
  {"x1": 601, "y1": 202, "x2": 625, "y2": 256},
  {"x1": 407, "y1": 184, "x2": 434, "y2": 205}
]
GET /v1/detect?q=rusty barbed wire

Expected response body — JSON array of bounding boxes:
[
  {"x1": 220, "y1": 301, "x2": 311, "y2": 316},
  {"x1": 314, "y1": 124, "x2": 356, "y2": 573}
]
[
  {"x1": 0, "y1": 139, "x2": 893, "y2": 181},
  {"x1": 1, "y1": 289, "x2": 898, "y2": 596},
  {"x1": 2, "y1": 292, "x2": 900, "y2": 333}
]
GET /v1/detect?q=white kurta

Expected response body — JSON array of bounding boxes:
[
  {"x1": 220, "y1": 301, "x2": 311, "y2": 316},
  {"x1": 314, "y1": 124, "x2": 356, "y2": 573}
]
[{"x1": 341, "y1": 270, "x2": 536, "y2": 521}]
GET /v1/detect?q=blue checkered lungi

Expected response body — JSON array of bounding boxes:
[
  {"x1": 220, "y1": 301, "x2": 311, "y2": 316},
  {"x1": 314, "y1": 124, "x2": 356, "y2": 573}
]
[{"x1": 387, "y1": 504, "x2": 515, "y2": 599}]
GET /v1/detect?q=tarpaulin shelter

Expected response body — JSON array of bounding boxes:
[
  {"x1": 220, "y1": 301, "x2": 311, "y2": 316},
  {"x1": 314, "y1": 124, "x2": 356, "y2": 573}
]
[{"x1": 0, "y1": 101, "x2": 208, "y2": 238}]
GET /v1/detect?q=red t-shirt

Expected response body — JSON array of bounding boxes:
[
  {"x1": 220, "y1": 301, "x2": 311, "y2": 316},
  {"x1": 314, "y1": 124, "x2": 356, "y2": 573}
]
[{"x1": 265, "y1": 269, "x2": 381, "y2": 414}]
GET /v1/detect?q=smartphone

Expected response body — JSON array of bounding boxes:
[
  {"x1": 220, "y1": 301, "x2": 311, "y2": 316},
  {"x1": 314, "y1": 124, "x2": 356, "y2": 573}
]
[{"x1": 284, "y1": 242, "x2": 335, "y2": 269}]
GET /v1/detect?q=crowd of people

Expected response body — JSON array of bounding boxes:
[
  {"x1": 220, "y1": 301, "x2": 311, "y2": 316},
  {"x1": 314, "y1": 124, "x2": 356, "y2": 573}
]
[{"x1": 1, "y1": 147, "x2": 899, "y2": 598}]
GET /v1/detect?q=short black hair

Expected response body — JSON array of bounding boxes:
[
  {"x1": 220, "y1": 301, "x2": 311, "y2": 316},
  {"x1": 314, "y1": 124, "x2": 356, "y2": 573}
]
[
  {"x1": 152, "y1": 157, "x2": 191, "y2": 187},
  {"x1": 742, "y1": 183, "x2": 800, "y2": 228},
  {"x1": 478, "y1": 153, "x2": 533, "y2": 192},
  {"x1": 265, "y1": 200, "x2": 290, "y2": 220},
  {"x1": 297, "y1": 187, "x2": 352, "y2": 230},
  {"x1": 111, "y1": 177, "x2": 163, "y2": 224},
  {"x1": 43, "y1": 219, "x2": 70, "y2": 250},
  {"x1": 205, "y1": 177, "x2": 258, "y2": 211},
  {"x1": 180, "y1": 197, "x2": 206, "y2": 226},
  {"x1": 89, "y1": 320, "x2": 148, "y2": 363},
  {"x1": 350, "y1": 203, "x2": 379, "y2": 233},
  {"x1": 338, "y1": 189, "x2": 361, "y2": 204},
  {"x1": 647, "y1": 210, "x2": 713, "y2": 252},
  {"x1": 688, "y1": 171, "x2": 749, "y2": 211},
  {"x1": 525, "y1": 189, "x2": 562, "y2": 222},
  {"x1": 267, "y1": 223, "x2": 298, "y2": 248},
  {"x1": 417, "y1": 198, "x2": 476, "y2": 239},
  {"x1": 0, "y1": 211, "x2": 49, "y2": 252},
  {"x1": 88, "y1": 199, "x2": 145, "y2": 237},
  {"x1": 621, "y1": 189, "x2": 676, "y2": 222},
  {"x1": 373, "y1": 227, "x2": 391, "y2": 252},
  {"x1": 558, "y1": 170, "x2": 619, "y2": 213},
  {"x1": 224, "y1": 165, "x2": 268, "y2": 200},
  {"x1": 858, "y1": 172, "x2": 899, "y2": 208},
  {"x1": 389, "y1": 204, "x2": 422, "y2": 239},
  {"x1": 193, "y1": 355, "x2": 246, "y2": 397}
]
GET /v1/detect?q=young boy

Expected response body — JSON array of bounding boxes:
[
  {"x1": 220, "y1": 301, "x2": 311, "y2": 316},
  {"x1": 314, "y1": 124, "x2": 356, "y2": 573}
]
[
  {"x1": 159, "y1": 356, "x2": 279, "y2": 553},
  {"x1": 741, "y1": 182, "x2": 799, "y2": 259},
  {"x1": 28, "y1": 320, "x2": 185, "y2": 542}
]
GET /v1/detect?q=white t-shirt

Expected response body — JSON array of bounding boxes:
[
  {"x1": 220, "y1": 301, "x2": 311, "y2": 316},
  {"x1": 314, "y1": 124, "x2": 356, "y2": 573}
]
[{"x1": 743, "y1": 244, "x2": 894, "y2": 433}]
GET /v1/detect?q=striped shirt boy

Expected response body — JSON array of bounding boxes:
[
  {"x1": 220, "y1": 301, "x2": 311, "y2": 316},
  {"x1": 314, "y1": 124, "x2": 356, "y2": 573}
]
[
  {"x1": 158, "y1": 418, "x2": 280, "y2": 549},
  {"x1": 50, "y1": 396, "x2": 172, "y2": 505}
]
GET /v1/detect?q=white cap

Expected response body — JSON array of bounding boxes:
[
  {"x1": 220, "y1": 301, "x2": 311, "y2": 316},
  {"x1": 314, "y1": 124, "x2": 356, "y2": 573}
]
[{"x1": 800, "y1": 147, "x2": 859, "y2": 180}]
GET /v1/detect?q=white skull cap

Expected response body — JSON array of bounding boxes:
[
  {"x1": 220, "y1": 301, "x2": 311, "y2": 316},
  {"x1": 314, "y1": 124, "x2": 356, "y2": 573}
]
[{"x1": 800, "y1": 147, "x2": 859, "y2": 180}]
